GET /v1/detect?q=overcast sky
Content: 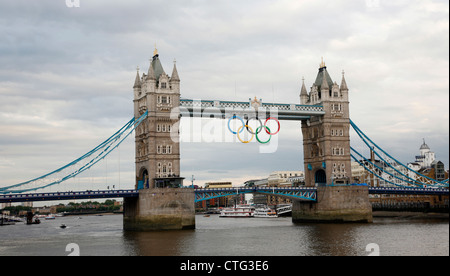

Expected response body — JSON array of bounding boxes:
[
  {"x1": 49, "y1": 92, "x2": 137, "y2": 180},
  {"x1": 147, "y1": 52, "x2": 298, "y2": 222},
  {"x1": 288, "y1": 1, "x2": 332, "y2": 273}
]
[{"x1": 0, "y1": 0, "x2": 448, "y2": 191}]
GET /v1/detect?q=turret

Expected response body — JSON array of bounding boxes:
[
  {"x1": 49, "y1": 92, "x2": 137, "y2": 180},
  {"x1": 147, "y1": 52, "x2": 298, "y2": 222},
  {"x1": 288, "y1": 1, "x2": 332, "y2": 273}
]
[
  {"x1": 170, "y1": 59, "x2": 180, "y2": 93},
  {"x1": 133, "y1": 67, "x2": 141, "y2": 90},
  {"x1": 340, "y1": 70, "x2": 349, "y2": 101},
  {"x1": 320, "y1": 67, "x2": 330, "y2": 101},
  {"x1": 300, "y1": 77, "x2": 309, "y2": 104}
]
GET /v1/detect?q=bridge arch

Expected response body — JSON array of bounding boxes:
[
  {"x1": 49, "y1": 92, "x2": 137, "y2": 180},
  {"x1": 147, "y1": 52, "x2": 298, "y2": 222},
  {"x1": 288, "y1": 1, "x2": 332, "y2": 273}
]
[
  {"x1": 314, "y1": 169, "x2": 326, "y2": 185},
  {"x1": 137, "y1": 167, "x2": 149, "y2": 189}
]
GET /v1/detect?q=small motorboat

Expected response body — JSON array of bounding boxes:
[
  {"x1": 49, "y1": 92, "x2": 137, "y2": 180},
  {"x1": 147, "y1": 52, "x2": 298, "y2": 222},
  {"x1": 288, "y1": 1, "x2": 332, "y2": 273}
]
[{"x1": 60, "y1": 224, "x2": 67, "y2": 229}]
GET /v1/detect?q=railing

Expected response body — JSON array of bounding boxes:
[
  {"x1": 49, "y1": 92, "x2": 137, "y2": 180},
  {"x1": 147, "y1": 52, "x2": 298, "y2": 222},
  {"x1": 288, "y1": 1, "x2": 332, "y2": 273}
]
[
  {"x1": 1, "y1": 186, "x2": 446, "y2": 204},
  {"x1": 0, "y1": 190, "x2": 139, "y2": 203},
  {"x1": 179, "y1": 99, "x2": 325, "y2": 120},
  {"x1": 368, "y1": 187, "x2": 449, "y2": 196}
]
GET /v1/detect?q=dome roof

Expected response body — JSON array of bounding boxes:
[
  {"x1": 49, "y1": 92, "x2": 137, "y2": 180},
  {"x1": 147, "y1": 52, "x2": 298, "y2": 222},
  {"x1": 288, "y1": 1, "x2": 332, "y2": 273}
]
[{"x1": 420, "y1": 139, "x2": 430, "y2": 150}]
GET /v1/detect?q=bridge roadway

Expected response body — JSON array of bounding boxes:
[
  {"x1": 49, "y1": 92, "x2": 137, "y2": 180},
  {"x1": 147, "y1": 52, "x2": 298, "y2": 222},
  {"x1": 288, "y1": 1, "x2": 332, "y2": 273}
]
[{"x1": 0, "y1": 186, "x2": 448, "y2": 204}]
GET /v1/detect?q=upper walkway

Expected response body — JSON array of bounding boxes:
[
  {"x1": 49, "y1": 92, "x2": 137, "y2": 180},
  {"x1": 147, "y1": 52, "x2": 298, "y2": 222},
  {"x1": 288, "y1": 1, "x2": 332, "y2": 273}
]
[{"x1": 179, "y1": 99, "x2": 325, "y2": 121}]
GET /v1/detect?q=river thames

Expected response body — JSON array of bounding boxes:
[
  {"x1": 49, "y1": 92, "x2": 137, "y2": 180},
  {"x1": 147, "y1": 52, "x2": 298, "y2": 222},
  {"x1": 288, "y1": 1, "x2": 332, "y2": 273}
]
[{"x1": 0, "y1": 214, "x2": 448, "y2": 256}]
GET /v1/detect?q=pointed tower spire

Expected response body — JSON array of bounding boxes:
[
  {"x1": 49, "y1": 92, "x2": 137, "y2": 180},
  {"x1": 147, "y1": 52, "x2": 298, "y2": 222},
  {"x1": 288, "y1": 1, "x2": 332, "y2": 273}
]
[
  {"x1": 340, "y1": 70, "x2": 348, "y2": 90},
  {"x1": 321, "y1": 67, "x2": 329, "y2": 91},
  {"x1": 300, "y1": 77, "x2": 308, "y2": 96},
  {"x1": 170, "y1": 58, "x2": 180, "y2": 82},
  {"x1": 147, "y1": 58, "x2": 156, "y2": 80},
  {"x1": 133, "y1": 66, "x2": 141, "y2": 88},
  {"x1": 300, "y1": 77, "x2": 309, "y2": 104}
]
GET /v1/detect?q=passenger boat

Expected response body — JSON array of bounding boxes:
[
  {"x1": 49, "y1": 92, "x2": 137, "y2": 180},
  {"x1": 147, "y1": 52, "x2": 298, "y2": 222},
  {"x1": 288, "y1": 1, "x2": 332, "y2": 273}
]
[
  {"x1": 254, "y1": 207, "x2": 278, "y2": 218},
  {"x1": 220, "y1": 205, "x2": 255, "y2": 218}
]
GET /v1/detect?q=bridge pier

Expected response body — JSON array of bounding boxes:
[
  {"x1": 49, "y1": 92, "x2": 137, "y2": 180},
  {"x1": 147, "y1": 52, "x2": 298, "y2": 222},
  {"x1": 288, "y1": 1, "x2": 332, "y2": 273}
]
[
  {"x1": 123, "y1": 188, "x2": 195, "y2": 231},
  {"x1": 292, "y1": 185, "x2": 373, "y2": 223}
]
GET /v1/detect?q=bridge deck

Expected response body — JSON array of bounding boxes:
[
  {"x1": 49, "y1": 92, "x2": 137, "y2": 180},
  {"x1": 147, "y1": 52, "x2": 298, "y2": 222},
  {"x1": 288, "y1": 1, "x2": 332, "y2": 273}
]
[
  {"x1": 1, "y1": 187, "x2": 447, "y2": 204},
  {"x1": 0, "y1": 190, "x2": 139, "y2": 204}
]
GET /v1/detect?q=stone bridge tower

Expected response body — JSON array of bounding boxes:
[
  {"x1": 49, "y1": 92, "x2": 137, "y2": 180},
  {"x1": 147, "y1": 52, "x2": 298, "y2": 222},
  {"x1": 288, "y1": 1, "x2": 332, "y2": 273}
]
[
  {"x1": 300, "y1": 59, "x2": 352, "y2": 187},
  {"x1": 133, "y1": 48, "x2": 183, "y2": 190},
  {"x1": 294, "y1": 59, "x2": 372, "y2": 223},
  {"x1": 124, "y1": 49, "x2": 195, "y2": 231}
]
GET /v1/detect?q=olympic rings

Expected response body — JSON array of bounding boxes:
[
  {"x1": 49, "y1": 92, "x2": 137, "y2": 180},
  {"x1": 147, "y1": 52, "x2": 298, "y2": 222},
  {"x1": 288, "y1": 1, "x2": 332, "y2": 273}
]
[
  {"x1": 256, "y1": 126, "x2": 271, "y2": 144},
  {"x1": 264, "y1": 117, "x2": 280, "y2": 135},
  {"x1": 246, "y1": 117, "x2": 263, "y2": 135},
  {"x1": 228, "y1": 115, "x2": 245, "y2": 134},
  {"x1": 228, "y1": 115, "x2": 280, "y2": 144},
  {"x1": 237, "y1": 125, "x2": 254, "y2": 144}
]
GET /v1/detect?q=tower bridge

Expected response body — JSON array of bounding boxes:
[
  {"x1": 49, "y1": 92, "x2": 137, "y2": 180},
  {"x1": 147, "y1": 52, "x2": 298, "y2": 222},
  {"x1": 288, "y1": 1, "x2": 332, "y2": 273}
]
[
  {"x1": 125, "y1": 51, "x2": 372, "y2": 230},
  {"x1": 1, "y1": 50, "x2": 448, "y2": 230}
]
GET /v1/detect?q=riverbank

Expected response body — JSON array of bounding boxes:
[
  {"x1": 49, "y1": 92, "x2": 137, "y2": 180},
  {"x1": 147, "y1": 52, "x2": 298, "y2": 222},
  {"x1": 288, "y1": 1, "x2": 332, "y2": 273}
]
[
  {"x1": 63, "y1": 211, "x2": 122, "y2": 217},
  {"x1": 373, "y1": 211, "x2": 449, "y2": 220}
]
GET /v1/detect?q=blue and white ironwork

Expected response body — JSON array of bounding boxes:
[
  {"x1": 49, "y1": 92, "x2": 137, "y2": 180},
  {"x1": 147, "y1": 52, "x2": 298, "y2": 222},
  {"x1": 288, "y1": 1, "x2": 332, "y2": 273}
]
[
  {"x1": 0, "y1": 111, "x2": 148, "y2": 195},
  {"x1": 0, "y1": 190, "x2": 139, "y2": 204},
  {"x1": 179, "y1": 99, "x2": 325, "y2": 121},
  {"x1": 350, "y1": 120, "x2": 448, "y2": 189},
  {"x1": 194, "y1": 187, "x2": 318, "y2": 203},
  {"x1": 2, "y1": 186, "x2": 446, "y2": 204}
]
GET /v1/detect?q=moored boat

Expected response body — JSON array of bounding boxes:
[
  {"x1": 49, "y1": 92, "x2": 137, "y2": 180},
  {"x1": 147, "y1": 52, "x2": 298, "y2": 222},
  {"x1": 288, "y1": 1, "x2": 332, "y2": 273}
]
[
  {"x1": 254, "y1": 207, "x2": 278, "y2": 218},
  {"x1": 220, "y1": 205, "x2": 255, "y2": 218}
]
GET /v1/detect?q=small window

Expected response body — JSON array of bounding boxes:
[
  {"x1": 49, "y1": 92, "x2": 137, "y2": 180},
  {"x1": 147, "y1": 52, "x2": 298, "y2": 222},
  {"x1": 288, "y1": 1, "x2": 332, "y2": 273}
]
[{"x1": 161, "y1": 82, "x2": 167, "y2": 89}]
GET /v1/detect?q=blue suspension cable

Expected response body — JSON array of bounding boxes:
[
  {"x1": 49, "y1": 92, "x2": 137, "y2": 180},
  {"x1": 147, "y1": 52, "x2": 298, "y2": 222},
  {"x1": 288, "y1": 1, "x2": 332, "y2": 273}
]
[
  {"x1": 350, "y1": 147, "x2": 423, "y2": 188},
  {"x1": 1, "y1": 111, "x2": 148, "y2": 194},
  {"x1": 350, "y1": 121, "x2": 424, "y2": 186},
  {"x1": 350, "y1": 120, "x2": 447, "y2": 187}
]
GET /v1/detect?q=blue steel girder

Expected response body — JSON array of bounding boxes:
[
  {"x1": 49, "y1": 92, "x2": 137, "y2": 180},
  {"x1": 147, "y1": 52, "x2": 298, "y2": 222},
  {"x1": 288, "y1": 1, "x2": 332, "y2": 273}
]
[
  {"x1": 194, "y1": 187, "x2": 317, "y2": 203},
  {"x1": 195, "y1": 188, "x2": 253, "y2": 202},
  {"x1": 256, "y1": 187, "x2": 317, "y2": 201}
]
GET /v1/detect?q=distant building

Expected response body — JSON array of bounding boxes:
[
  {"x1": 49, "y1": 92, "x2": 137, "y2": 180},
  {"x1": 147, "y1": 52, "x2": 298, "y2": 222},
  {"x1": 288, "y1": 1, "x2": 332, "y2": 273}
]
[
  {"x1": 251, "y1": 171, "x2": 304, "y2": 206},
  {"x1": 411, "y1": 139, "x2": 436, "y2": 169},
  {"x1": 351, "y1": 161, "x2": 367, "y2": 184},
  {"x1": 408, "y1": 139, "x2": 448, "y2": 181},
  {"x1": 267, "y1": 171, "x2": 305, "y2": 187}
]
